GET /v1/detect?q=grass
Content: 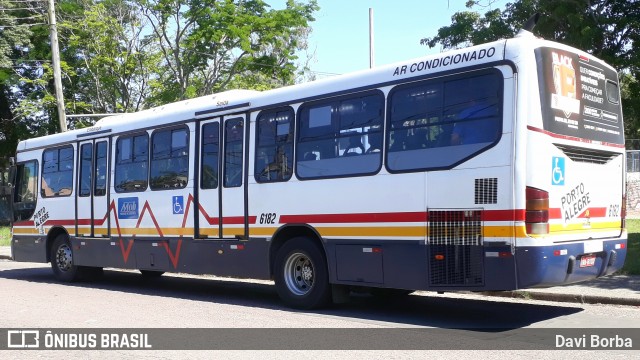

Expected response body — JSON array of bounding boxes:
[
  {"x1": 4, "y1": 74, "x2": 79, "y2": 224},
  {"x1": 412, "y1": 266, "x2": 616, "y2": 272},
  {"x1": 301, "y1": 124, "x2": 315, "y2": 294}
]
[
  {"x1": 0, "y1": 226, "x2": 9, "y2": 247},
  {"x1": 0, "y1": 222, "x2": 638, "y2": 273},
  {"x1": 622, "y1": 219, "x2": 640, "y2": 275}
]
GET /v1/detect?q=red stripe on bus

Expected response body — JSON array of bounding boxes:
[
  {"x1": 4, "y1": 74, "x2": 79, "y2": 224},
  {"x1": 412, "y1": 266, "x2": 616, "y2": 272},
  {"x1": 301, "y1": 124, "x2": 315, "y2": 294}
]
[
  {"x1": 280, "y1": 212, "x2": 428, "y2": 224},
  {"x1": 223, "y1": 216, "x2": 257, "y2": 225},
  {"x1": 578, "y1": 207, "x2": 608, "y2": 218},
  {"x1": 527, "y1": 125, "x2": 625, "y2": 148},
  {"x1": 550, "y1": 207, "x2": 608, "y2": 220},
  {"x1": 280, "y1": 210, "x2": 526, "y2": 224},
  {"x1": 482, "y1": 210, "x2": 526, "y2": 221},
  {"x1": 549, "y1": 208, "x2": 562, "y2": 219}
]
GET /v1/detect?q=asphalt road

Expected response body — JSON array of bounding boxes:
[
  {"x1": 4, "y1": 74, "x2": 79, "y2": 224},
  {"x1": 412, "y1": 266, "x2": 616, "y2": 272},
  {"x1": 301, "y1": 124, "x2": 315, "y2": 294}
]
[{"x1": 1, "y1": 259, "x2": 639, "y2": 359}]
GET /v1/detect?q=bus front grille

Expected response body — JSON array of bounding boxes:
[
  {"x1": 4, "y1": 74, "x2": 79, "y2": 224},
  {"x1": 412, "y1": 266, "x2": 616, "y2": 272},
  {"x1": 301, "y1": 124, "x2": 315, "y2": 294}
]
[{"x1": 428, "y1": 210, "x2": 484, "y2": 286}]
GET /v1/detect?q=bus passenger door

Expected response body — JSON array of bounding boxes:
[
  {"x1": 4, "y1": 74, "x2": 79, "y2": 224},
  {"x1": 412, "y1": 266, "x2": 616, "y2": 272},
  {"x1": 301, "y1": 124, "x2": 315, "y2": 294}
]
[
  {"x1": 196, "y1": 114, "x2": 247, "y2": 239},
  {"x1": 76, "y1": 141, "x2": 94, "y2": 237},
  {"x1": 93, "y1": 140, "x2": 109, "y2": 237},
  {"x1": 197, "y1": 119, "x2": 221, "y2": 238},
  {"x1": 76, "y1": 138, "x2": 110, "y2": 238},
  {"x1": 220, "y1": 115, "x2": 246, "y2": 238}
]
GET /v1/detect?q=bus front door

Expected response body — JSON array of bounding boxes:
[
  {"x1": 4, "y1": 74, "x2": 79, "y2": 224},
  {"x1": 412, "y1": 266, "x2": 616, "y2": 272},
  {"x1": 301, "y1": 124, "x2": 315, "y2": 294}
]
[{"x1": 76, "y1": 138, "x2": 110, "y2": 238}]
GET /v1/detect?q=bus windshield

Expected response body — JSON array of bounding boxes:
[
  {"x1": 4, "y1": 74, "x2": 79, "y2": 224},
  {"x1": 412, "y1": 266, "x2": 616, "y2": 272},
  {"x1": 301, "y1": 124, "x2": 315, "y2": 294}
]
[{"x1": 535, "y1": 47, "x2": 624, "y2": 145}]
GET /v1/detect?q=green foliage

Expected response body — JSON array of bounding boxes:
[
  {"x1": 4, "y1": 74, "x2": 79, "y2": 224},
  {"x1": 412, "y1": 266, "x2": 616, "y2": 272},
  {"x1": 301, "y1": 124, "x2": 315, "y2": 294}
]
[
  {"x1": 0, "y1": 0, "x2": 319, "y2": 159},
  {"x1": 0, "y1": 227, "x2": 9, "y2": 247},
  {"x1": 622, "y1": 219, "x2": 640, "y2": 275},
  {"x1": 422, "y1": 0, "x2": 640, "y2": 142},
  {"x1": 142, "y1": 0, "x2": 318, "y2": 105}
]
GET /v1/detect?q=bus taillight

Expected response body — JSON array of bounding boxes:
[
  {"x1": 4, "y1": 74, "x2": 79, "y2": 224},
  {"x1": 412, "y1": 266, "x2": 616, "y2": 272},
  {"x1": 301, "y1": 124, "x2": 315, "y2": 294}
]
[{"x1": 526, "y1": 187, "x2": 549, "y2": 235}]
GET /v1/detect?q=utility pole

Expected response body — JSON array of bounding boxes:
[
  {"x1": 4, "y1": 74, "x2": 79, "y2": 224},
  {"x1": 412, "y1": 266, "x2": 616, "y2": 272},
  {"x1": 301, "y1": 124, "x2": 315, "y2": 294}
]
[
  {"x1": 369, "y1": 8, "x2": 375, "y2": 69},
  {"x1": 47, "y1": 0, "x2": 67, "y2": 132}
]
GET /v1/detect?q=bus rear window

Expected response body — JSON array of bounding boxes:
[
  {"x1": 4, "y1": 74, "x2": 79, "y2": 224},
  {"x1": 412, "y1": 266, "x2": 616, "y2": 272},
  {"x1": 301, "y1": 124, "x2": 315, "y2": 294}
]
[{"x1": 606, "y1": 80, "x2": 619, "y2": 104}]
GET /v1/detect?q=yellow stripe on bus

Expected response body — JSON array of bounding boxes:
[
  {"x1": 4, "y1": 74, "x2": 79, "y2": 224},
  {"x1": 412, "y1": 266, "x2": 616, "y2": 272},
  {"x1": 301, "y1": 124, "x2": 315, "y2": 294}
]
[
  {"x1": 550, "y1": 221, "x2": 622, "y2": 232},
  {"x1": 12, "y1": 228, "x2": 39, "y2": 235},
  {"x1": 20, "y1": 224, "x2": 620, "y2": 240},
  {"x1": 317, "y1": 226, "x2": 427, "y2": 237}
]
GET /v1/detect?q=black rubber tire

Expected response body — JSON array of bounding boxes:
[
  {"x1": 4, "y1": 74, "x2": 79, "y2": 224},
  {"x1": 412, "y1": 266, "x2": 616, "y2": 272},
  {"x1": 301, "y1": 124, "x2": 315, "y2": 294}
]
[
  {"x1": 50, "y1": 235, "x2": 81, "y2": 282},
  {"x1": 274, "y1": 237, "x2": 331, "y2": 309},
  {"x1": 140, "y1": 270, "x2": 165, "y2": 278}
]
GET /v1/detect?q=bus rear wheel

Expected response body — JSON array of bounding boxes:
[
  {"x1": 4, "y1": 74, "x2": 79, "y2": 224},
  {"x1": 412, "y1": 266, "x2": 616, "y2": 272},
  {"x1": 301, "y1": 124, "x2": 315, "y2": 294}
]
[
  {"x1": 274, "y1": 237, "x2": 331, "y2": 309},
  {"x1": 50, "y1": 235, "x2": 81, "y2": 282}
]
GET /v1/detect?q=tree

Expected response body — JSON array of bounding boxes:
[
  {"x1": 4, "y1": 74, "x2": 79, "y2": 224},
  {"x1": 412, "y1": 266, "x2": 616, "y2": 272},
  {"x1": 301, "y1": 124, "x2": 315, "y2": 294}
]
[
  {"x1": 0, "y1": 0, "x2": 319, "y2": 162},
  {"x1": 62, "y1": 0, "x2": 158, "y2": 118},
  {"x1": 140, "y1": 0, "x2": 318, "y2": 105},
  {"x1": 422, "y1": 0, "x2": 640, "y2": 142},
  {"x1": 0, "y1": 0, "x2": 41, "y2": 161}
]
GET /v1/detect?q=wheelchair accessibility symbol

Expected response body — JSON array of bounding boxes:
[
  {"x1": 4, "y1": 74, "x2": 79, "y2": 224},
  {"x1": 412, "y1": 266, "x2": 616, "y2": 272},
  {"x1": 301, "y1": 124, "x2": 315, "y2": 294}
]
[
  {"x1": 173, "y1": 196, "x2": 184, "y2": 214},
  {"x1": 552, "y1": 157, "x2": 565, "y2": 186}
]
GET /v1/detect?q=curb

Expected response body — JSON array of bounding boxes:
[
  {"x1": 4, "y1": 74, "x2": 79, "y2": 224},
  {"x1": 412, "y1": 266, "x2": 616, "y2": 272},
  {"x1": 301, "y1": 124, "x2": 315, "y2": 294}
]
[
  {"x1": 0, "y1": 254, "x2": 11, "y2": 260},
  {"x1": 481, "y1": 290, "x2": 640, "y2": 307}
]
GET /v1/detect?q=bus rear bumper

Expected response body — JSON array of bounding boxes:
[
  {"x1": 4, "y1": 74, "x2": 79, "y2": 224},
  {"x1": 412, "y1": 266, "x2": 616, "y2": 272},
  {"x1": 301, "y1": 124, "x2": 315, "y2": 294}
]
[{"x1": 515, "y1": 237, "x2": 627, "y2": 289}]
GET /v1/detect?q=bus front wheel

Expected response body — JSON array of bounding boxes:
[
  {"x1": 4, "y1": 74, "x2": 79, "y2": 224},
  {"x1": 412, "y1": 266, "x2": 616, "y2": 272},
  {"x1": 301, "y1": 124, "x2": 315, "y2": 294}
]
[
  {"x1": 50, "y1": 235, "x2": 81, "y2": 282},
  {"x1": 274, "y1": 237, "x2": 331, "y2": 309}
]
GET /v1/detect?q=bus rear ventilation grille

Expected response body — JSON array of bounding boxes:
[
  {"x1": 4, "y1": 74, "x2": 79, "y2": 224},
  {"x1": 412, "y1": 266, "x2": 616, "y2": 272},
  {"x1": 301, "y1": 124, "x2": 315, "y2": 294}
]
[
  {"x1": 554, "y1": 144, "x2": 620, "y2": 164},
  {"x1": 428, "y1": 210, "x2": 484, "y2": 286},
  {"x1": 475, "y1": 178, "x2": 497, "y2": 204}
]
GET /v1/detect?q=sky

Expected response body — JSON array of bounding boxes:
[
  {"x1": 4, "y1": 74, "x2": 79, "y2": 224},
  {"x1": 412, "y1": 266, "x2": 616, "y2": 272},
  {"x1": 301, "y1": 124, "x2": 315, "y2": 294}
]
[{"x1": 266, "y1": 0, "x2": 510, "y2": 78}]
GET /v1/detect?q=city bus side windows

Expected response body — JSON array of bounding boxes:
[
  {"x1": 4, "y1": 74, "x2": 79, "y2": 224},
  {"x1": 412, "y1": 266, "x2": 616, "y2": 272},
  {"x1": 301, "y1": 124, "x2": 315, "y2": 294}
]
[
  {"x1": 255, "y1": 108, "x2": 294, "y2": 183},
  {"x1": 41, "y1": 146, "x2": 74, "y2": 197},
  {"x1": 386, "y1": 69, "x2": 502, "y2": 172},
  {"x1": 296, "y1": 90, "x2": 384, "y2": 179},
  {"x1": 115, "y1": 134, "x2": 149, "y2": 193},
  {"x1": 150, "y1": 127, "x2": 189, "y2": 190}
]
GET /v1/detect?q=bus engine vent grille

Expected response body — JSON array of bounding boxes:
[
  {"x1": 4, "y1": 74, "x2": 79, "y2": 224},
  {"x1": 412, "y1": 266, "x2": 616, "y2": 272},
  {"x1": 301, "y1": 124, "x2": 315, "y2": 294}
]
[
  {"x1": 554, "y1": 144, "x2": 620, "y2": 164},
  {"x1": 428, "y1": 210, "x2": 484, "y2": 287},
  {"x1": 475, "y1": 178, "x2": 497, "y2": 204}
]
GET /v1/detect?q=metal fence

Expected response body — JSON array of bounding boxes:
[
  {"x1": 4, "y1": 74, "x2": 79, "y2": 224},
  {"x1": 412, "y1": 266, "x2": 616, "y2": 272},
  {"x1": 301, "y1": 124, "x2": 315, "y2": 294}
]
[{"x1": 627, "y1": 151, "x2": 640, "y2": 218}]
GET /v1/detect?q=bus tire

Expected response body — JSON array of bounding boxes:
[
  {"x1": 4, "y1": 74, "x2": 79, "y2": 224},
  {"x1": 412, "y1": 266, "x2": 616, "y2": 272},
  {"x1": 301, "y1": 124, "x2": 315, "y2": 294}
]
[
  {"x1": 274, "y1": 237, "x2": 331, "y2": 309},
  {"x1": 140, "y1": 270, "x2": 164, "y2": 278},
  {"x1": 50, "y1": 235, "x2": 81, "y2": 282}
]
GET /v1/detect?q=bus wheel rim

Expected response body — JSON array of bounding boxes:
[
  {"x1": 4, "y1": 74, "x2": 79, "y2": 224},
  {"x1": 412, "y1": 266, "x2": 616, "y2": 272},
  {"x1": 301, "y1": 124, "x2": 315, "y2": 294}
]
[
  {"x1": 55, "y1": 244, "x2": 73, "y2": 272},
  {"x1": 284, "y1": 252, "x2": 314, "y2": 296}
]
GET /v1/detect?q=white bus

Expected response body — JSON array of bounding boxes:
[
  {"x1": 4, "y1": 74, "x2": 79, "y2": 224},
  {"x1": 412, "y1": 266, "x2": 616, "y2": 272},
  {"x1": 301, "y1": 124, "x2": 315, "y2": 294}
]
[{"x1": 2, "y1": 29, "x2": 626, "y2": 309}]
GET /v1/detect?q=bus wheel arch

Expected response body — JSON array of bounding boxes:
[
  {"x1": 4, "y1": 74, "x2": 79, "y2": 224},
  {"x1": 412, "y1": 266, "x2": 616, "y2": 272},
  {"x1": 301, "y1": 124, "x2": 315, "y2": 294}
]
[
  {"x1": 269, "y1": 224, "x2": 324, "y2": 277},
  {"x1": 46, "y1": 226, "x2": 71, "y2": 263},
  {"x1": 270, "y1": 225, "x2": 331, "y2": 309}
]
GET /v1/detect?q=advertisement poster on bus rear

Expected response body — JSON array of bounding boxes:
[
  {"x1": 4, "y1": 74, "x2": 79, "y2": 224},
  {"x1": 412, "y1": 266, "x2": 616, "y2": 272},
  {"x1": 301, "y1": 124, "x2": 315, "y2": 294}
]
[{"x1": 536, "y1": 47, "x2": 624, "y2": 145}]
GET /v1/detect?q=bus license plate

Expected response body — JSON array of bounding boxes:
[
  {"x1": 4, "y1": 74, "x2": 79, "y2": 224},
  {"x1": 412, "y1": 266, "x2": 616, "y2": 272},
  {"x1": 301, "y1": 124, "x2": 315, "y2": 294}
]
[{"x1": 579, "y1": 255, "x2": 596, "y2": 268}]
